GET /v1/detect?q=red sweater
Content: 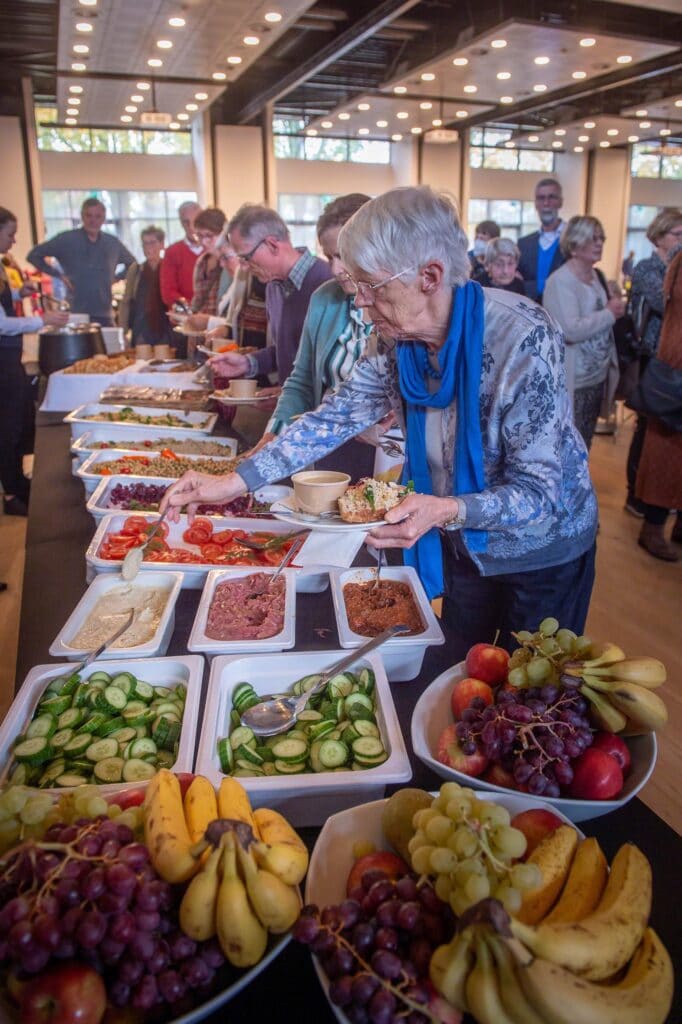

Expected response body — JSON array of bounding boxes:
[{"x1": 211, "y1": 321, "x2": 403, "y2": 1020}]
[{"x1": 160, "y1": 238, "x2": 200, "y2": 308}]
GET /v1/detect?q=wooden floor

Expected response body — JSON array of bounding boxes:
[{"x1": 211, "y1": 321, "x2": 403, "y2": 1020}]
[{"x1": 0, "y1": 415, "x2": 680, "y2": 833}]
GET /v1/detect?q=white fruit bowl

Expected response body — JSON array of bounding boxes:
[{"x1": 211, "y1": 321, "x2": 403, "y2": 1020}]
[{"x1": 411, "y1": 662, "x2": 657, "y2": 823}]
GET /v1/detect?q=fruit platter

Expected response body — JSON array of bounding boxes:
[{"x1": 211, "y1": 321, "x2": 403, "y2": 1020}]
[{"x1": 412, "y1": 620, "x2": 663, "y2": 821}]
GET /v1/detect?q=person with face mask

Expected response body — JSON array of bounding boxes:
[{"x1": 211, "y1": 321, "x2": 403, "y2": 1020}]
[
  {"x1": 467, "y1": 220, "x2": 500, "y2": 283},
  {"x1": 517, "y1": 178, "x2": 567, "y2": 303}
]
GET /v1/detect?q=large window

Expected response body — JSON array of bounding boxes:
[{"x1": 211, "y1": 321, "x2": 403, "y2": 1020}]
[
  {"x1": 40, "y1": 189, "x2": 198, "y2": 260},
  {"x1": 631, "y1": 141, "x2": 682, "y2": 180},
  {"x1": 35, "y1": 106, "x2": 191, "y2": 155},
  {"x1": 470, "y1": 129, "x2": 554, "y2": 172},
  {"x1": 277, "y1": 193, "x2": 338, "y2": 250},
  {"x1": 467, "y1": 198, "x2": 538, "y2": 242},
  {"x1": 625, "y1": 205, "x2": 661, "y2": 264},
  {"x1": 273, "y1": 118, "x2": 390, "y2": 164}
]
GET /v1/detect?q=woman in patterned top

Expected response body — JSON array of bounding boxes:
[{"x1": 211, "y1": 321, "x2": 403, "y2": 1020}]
[{"x1": 162, "y1": 187, "x2": 598, "y2": 660}]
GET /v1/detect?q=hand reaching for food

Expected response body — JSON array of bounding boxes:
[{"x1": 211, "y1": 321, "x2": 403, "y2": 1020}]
[
  {"x1": 208, "y1": 351, "x2": 250, "y2": 379},
  {"x1": 159, "y1": 470, "x2": 247, "y2": 522}
]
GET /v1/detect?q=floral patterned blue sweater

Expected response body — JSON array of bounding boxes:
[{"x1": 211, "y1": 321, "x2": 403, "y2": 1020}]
[{"x1": 237, "y1": 288, "x2": 598, "y2": 577}]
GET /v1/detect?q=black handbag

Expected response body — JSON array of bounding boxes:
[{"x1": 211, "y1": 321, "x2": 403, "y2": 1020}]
[{"x1": 625, "y1": 356, "x2": 682, "y2": 431}]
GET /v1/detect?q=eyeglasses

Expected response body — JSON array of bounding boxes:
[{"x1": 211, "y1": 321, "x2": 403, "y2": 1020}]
[
  {"x1": 667, "y1": 229, "x2": 682, "y2": 238},
  {"x1": 235, "y1": 237, "x2": 267, "y2": 263},
  {"x1": 347, "y1": 266, "x2": 414, "y2": 297},
  {"x1": 536, "y1": 193, "x2": 561, "y2": 202}
]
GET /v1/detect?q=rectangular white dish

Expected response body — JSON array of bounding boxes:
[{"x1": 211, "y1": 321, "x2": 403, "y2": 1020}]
[
  {"x1": 40, "y1": 362, "x2": 141, "y2": 414},
  {"x1": 49, "y1": 571, "x2": 183, "y2": 661},
  {"x1": 0, "y1": 655, "x2": 203, "y2": 796},
  {"x1": 64, "y1": 403, "x2": 217, "y2": 439},
  {"x1": 188, "y1": 567, "x2": 296, "y2": 659},
  {"x1": 329, "y1": 565, "x2": 444, "y2": 681},
  {"x1": 71, "y1": 428, "x2": 238, "y2": 468},
  {"x1": 86, "y1": 512, "x2": 365, "y2": 593},
  {"x1": 86, "y1": 478, "x2": 292, "y2": 524},
  {"x1": 76, "y1": 447, "x2": 238, "y2": 496},
  {"x1": 195, "y1": 650, "x2": 412, "y2": 826}
]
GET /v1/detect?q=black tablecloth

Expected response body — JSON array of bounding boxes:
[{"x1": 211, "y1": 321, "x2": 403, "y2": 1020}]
[{"x1": 15, "y1": 416, "x2": 682, "y2": 1022}]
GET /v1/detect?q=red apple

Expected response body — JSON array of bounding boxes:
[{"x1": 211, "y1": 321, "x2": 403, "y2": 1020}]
[
  {"x1": 450, "y1": 677, "x2": 494, "y2": 720},
  {"x1": 425, "y1": 982, "x2": 463, "y2": 1024},
  {"x1": 590, "y1": 732, "x2": 631, "y2": 775},
  {"x1": 436, "y1": 724, "x2": 488, "y2": 778},
  {"x1": 465, "y1": 642, "x2": 510, "y2": 685},
  {"x1": 20, "y1": 963, "x2": 106, "y2": 1024},
  {"x1": 483, "y1": 763, "x2": 516, "y2": 790},
  {"x1": 511, "y1": 808, "x2": 564, "y2": 856},
  {"x1": 346, "y1": 850, "x2": 409, "y2": 896},
  {"x1": 569, "y1": 748, "x2": 624, "y2": 801}
]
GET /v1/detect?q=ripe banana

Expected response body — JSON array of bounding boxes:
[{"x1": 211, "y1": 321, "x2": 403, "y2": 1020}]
[
  {"x1": 235, "y1": 839, "x2": 301, "y2": 934},
  {"x1": 218, "y1": 777, "x2": 261, "y2": 838},
  {"x1": 581, "y1": 642, "x2": 626, "y2": 668},
  {"x1": 515, "y1": 824, "x2": 578, "y2": 925},
  {"x1": 143, "y1": 768, "x2": 200, "y2": 884},
  {"x1": 510, "y1": 843, "x2": 652, "y2": 981},
  {"x1": 184, "y1": 775, "x2": 219, "y2": 843},
  {"x1": 465, "y1": 931, "x2": 516, "y2": 1024},
  {"x1": 543, "y1": 837, "x2": 608, "y2": 924},
  {"x1": 585, "y1": 657, "x2": 666, "y2": 688},
  {"x1": 487, "y1": 933, "x2": 545, "y2": 1024},
  {"x1": 179, "y1": 844, "x2": 221, "y2": 940},
  {"x1": 580, "y1": 684, "x2": 628, "y2": 733},
  {"x1": 598, "y1": 682, "x2": 668, "y2": 732},
  {"x1": 216, "y1": 831, "x2": 268, "y2": 968},
  {"x1": 504, "y1": 928, "x2": 673, "y2": 1024},
  {"x1": 252, "y1": 807, "x2": 309, "y2": 886},
  {"x1": 429, "y1": 928, "x2": 474, "y2": 1012}
]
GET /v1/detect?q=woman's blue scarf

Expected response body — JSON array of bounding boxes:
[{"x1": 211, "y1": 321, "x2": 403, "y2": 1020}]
[{"x1": 396, "y1": 281, "x2": 487, "y2": 599}]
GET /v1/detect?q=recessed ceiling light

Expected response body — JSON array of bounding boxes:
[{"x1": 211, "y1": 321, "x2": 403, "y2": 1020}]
[
  {"x1": 500, "y1": 96, "x2": 514, "y2": 104},
  {"x1": 572, "y1": 71, "x2": 587, "y2": 79},
  {"x1": 169, "y1": 122, "x2": 180, "y2": 129},
  {"x1": 432, "y1": 118, "x2": 442, "y2": 127},
  {"x1": 421, "y1": 72, "x2": 435, "y2": 81},
  {"x1": 528, "y1": 134, "x2": 539, "y2": 142},
  {"x1": 497, "y1": 71, "x2": 511, "y2": 80},
  {"x1": 73, "y1": 43, "x2": 89, "y2": 53},
  {"x1": 65, "y1": 117, "x2": 78, "y2": 125},
  {"x1": 463, "y1": 84, "x2": 477, "y2": 93},
  {"x1": 578, "y1": 135, "x2": 589, "y2": 142},
  {"x1": 393, "y1": 85, "x2": 407, "y2": 94},
  {"x1": 177, "y1": 113, "x2": 189, "y2": 121},
  {"x1": 120, "y1": 115, "x2": 132, "y2": 123},
  {"x1": 660, "y1": 128, "x2": 672, "y2": 136},
  {"x1": 580, "y1": 37, "x2": 596, "y2": 47},
  {"x1": 534, "y1": 56, "x2": 550, "y2": 65},
  {"x1": 574, "y1": 146, "x2": 584, "y2": 152},
  {"x1": 584, "y1": 121, "x2": 596, "y2": 128},
  {"x1": 606, "y1": 128, "x2": 619, "y2": 136},
  {"x1": 456, "y1": 110, "x2": 468, "y2": 118},
  {"x1": 391, "y1": 133, "x2": 403, "y2": 141},
  {"x1": 357, "y1": 102, "x2": 370, "y2": 111},
  {"x1": 533, "y1": 84, "x2": 547, "y2": 92},
  {"x1": 75, "y1": 21, "x2": 93, "y2": 32},
  {"x1": 227, "y1": 56, "x2": 242, "y2": 65},
  {"x1": 396, "y1": 111, "x2": 409, "y2": 119},
  {"x1": 321, "y1": 120, "x2": 333, "y2": 128},
  {"x1": 68, "y1": 97, "x2": 81, "y2": 105},
  {"x1": 490, "y1": 39, "x2": 507, "y2": 48},
  {"x1": 599, "y1": 140, "x2": 610, "y2": 147},
  {"x1": 71, "y1": 62, "x2": 86, "y2": 71},
  {"x1": 306, "y1": 129, "x2": 317, "y2": 136},
  {"x1": 186, "y1": 103, "x2": 198, "y2": 111},
  {"x1": 639, "y1": 120, "x2": 651, "y2": 128},
  {"x1": 125, "y1": 105, "x2": 137, "y2": 113},
  {"x1": 635, "y1": 109, "x2": 648, "y2": 117},
  {"x1": 136, "y1": 82, "x2": 150, "y2": 90},
  {"x1": 411, "y1": 126, "x2": 422, "y2": 134},
  {"x1": 148, "y1": 58, "x2": 163, "y2": 67},
  {"x1": 552, "y1": 140, "x2": 562, "y2": 148},
  {"x1": 338, "y1": 112, "x2": 350, "y2": 120},
  {"x1": 66, "y1": 108, "x2": 79, "y2": 116},
  {"x1": 628, "y1": 135, "x2": 639, "y2": 142},
  {"x1": 675, "y1": 99, "x2": 682, "y2": 108},
  {"x1": 554, "y1": 128, "x2": 566, "y2": 136},
  {"x1": 504, "y1": 140, "x2": 515, "y2": 148},
  {"x1": 616, "y1": 55, "x2": 632, "y2": 64},
  {"x1": 264, "y1": 12, "x2": 282, "y2": 22},
  {"x1": 358, "y1": 128, "x2": 370, "y2": 135},
  {"x1": 453, "y1": 57, "x2": 468, "y2": 66},
  {"x1": 69, "y1": 85, "x2": 83, "y2": 93},
  {"x1": 157, "y1": 39, "x2": 173, "y2": 48},
  {"x1": 212, "y1": 71, "x2": 226, "y2": 80},
  {"x1": 78, "y1": 0, "x2": 97, "y2": 6},
  {"x1": 195, "y1": 92, "x2": 208, "y2": 100},
  {"x1": 376, "y1": 120, "x2": 388, "y2": 128},
  {"x1": 168, "y1": 16, "x2": 186, "y2": 27},
  {"x1": 131, "y1": 95, "x2": 143, "y2": 103},
  {"x1": 419, "y1": 101, "x2": 432, "y2": 110},
  {"x1": 243, "y1": 36, "x2": 260, "y2": 45}
]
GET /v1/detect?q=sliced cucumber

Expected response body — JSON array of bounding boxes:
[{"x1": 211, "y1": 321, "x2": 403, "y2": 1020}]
[
  {"x1": 122, "y1": 758, "x2": 156, "y2": 782},
  {"x1": 297, "y1": 709, "x2": 323, "y2": 723},
  {"x1": 327, "y1": 674, "x2": 353, "y2": 698},
  {"x1": 101, "y1": 686, "x2": 127, "y2": 712},
  {"x1": 85, "y1": 738, "x2": 119, "y2": 762},
  {"x1": 93, "y1": 757, "x2": 124, "y2": 783},
  {"x1": 96, "y1": 716, "x2": 126, "y2": 738},
  {"x1": 109, "y1": 672, "x2": 136, "y2": 696},
  {"x1": 230, "y1": 726, "x2": 255, "y2": 751},
  {"x1": 26, "y1": 714, "x2": 57, "y2": 740},
  {"x1": 77, "y1": 713, "x2": 106, "y2": 734},
  {"x1": 273, "y1": 758, "x2": 306, "y2": 775},
  {"x1": 50, "y1": 729, "x2": 74, "y2": 751},
  {"x1": 72, "y1": 683, "x2": 90, "y2": 708},
  {"x1": 13, "y1": 737, "x2": 52, "y2": 765},
  {"x1": 129, "y1": 738, "x2": 157, "y2": 759},
  {"x1": 351, "y1": 736, "x2": 385, "y2": 760},
  {"x1": 110, "y1": 726, "x2": 137, "y2": 744},
  {"x1": 237, "y1": 743, "x2": 263, "y2": 766},
  {"x1": 344, "y1": 691, "x2": 373, "y2": 714},
  {"x1": 39, "y1": 760, "x2": 67, "y2": 787},
  {"x1": 153, "y1": 686, "x2": 173, "y2": 699},
  {"x1": 318, "y1": 739, "x2": 349, "y2": 769},
  {"x1": 56, "y1": 773, "x2": 89, "y2": 787},
  {"x1": 217, "y1": 737, "x2": 234, "y2": 773},
  {"x1": 57, "y1": 708, "x2": 82, "y2": 731},
  {"x1": 357, "y1": 667, "x2": 375, "y2": 694},
  {"x1": 155, "y1": 750, "x2": 175, "y2": 770},
  {"x1": 63, "y1": 733, "x2": 92, "y2": 757},
  {"x1": 133, "y1": 679, "x2": 153, "y2": 702},
  {"x1": 271, "y1": 738, "x2": 308, "y2": 764},
  {"x1": 307, "y1": 720, "x2": 336, "y2": 742},
  {"x1": 88, "y1": 670, "x2": 112, "y2": 686},
  {"x1": 38, "y1": 695, "x2": 72, "y2": 717}
]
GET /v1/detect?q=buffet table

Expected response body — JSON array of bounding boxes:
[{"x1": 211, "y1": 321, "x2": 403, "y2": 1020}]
[{"x1": 14, "y1": 415, "x2": 682, "y2": 1023}]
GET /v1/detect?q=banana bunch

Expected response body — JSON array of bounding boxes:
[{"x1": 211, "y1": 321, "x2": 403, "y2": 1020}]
[
  {"x1": 177, "y1": 777, "x2": 306, "y2": 967},
  {"x1": 563, "y1": 643, "x2": 668, "y2": 734}
]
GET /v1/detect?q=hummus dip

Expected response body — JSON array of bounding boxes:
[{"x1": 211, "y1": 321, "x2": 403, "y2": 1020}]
[
  {"x1": 69, "y1": 584, "x2": 168, "y2": 649},
  {"x1": 206, "y1": 573, "x2": 285, "y2": 641}
]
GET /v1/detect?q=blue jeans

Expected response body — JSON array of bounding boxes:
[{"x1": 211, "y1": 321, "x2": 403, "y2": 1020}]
[{"x1": 440, "y1": 538, "x2": 596, "y2": 660}]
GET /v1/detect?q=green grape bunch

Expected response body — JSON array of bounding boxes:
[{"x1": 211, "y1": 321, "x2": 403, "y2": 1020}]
[{"x1": 507, "y1": 618, "x2": 593, "y2": 689}]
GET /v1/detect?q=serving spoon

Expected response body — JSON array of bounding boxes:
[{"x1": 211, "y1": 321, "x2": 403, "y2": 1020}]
[
  {"x1": 240, "y1": 624, "x2": 409, "y2": 736},
  {"x1": 69, "y1": 609, "x2": 136, "y2": 675},
  {"x1": 121, "y1": 508, "x2": 169, "y2": 581}
]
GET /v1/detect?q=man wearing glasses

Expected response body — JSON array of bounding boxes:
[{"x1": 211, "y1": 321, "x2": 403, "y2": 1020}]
[
  {"x1": 210, "y1": 204, "x2": 330, "y2": 386},
  {"x1": 517, "y1": 178, "x2": 567, "y2": 303}
]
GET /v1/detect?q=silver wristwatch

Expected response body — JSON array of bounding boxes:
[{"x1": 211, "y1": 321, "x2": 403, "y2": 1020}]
[{"x1": 441, "y1": 500, "x2": 466, "y2": 531}]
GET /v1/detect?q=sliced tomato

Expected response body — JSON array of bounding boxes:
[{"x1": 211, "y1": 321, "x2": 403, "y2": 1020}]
[
  {"x1": 160, "y1": 448, "x2": 180, "y2": 460},
  {"x1": 121, "y1": 516, "x2": 152, "y2": 535},
  {"x1": 212, "y1": 530, "x2": 235, "y2": 546},
  {"x1": 200, "y1": 542, "x2": 224, "y2": 562}
]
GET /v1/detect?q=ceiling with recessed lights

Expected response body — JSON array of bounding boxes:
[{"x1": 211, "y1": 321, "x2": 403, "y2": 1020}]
[{"x1": 0, "y1": 0, "x2": 680, "y2": 153}]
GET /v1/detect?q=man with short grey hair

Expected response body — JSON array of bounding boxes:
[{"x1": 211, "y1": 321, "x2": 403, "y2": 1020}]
[
  {"x1": 27, "y1": 198, "x2": 134, "y2": 325},
  {"x1": 210, "y1": 203, "x2": 331, "y2": 385},
  {"x1": 517, "y1": 177, "x2": 567, "y2": 302}
]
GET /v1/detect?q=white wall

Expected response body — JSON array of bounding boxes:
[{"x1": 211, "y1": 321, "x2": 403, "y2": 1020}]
[
  {"x1": 0, "y1": 116, "x2": 34, "y2": 261},
  {"x1": 586, "y1": 148, "x2": 632, "y2": 278},
  {"x1": 214, "y1": 125, "x2": 265, "y2": 216},
  {"x1": 39, "y1": 151, "x2": 197, "y2": 193},
  {"x1": 420, "y1": 141, "x2": 462, "y2": 204},
  {"x1": 275, "y1": 153, "x2": 403, "y2": 199},
  {"x1": 631, "y1": 176, "x2": 682, "y2": 208}
]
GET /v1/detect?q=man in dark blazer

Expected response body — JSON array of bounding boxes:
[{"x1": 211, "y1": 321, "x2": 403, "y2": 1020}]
[{"x1": 517, "y1": 177, "x2": 566, "y2": 302}]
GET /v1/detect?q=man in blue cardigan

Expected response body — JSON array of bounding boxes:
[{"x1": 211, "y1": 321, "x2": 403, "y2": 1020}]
[{"x1": 517, "y1": 177, "x2": 566, "y2": 303}]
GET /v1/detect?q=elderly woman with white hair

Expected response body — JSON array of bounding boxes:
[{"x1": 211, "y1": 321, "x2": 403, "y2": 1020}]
[
  {"x1": 543, "y1": 215, "x2": 625, "y2": 448},
  {"x1": 480, "y1": 237, "x2": 526, "y2": 294},
  {"x1": 161, "y1": 186, "x2": 598, "y2": 654}
]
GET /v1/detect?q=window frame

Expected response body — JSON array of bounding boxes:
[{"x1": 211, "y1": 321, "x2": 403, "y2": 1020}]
[{"x1": 469, "y1": 127, "x2": 555, "y2": 173}]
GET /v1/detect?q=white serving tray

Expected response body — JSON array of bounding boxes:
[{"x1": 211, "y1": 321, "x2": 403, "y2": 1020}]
[
  {"x1": 195, "y1": 650, "x2": 412, "y2": 827},
  {"x1": 86, "y1": 512, "x2": 365, "y2": 593},
  {"x1": 188, "y1": 567, "x2": 296, "y2": 659},
  {"x1": 64, "y1": 403, "x2": 217, "y2": 439},
  {"x1": 410, "y1": 660, "x2": 657, "y2": 823},
  {"x1": 0, "y1": 656, "x2": 204, "y2": 796},
  {"x1": 86, "y1": 478, "x2": 292, "y2": 524},
  {"x1": 71, "y1": 428, "x2": 238, "y2": 468},
  {"x1": 49, "y1": 571, "x2": 183, "y2": 660},
  {"x1": 40, "y1": 362, "x2": 142, "y2": 414},
  {"x1": 76, "y1": 447, "x2": 238, "y2": 496},
  {"x1": 329, "y1": 565, "x2": 444, "y2": 681}
]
